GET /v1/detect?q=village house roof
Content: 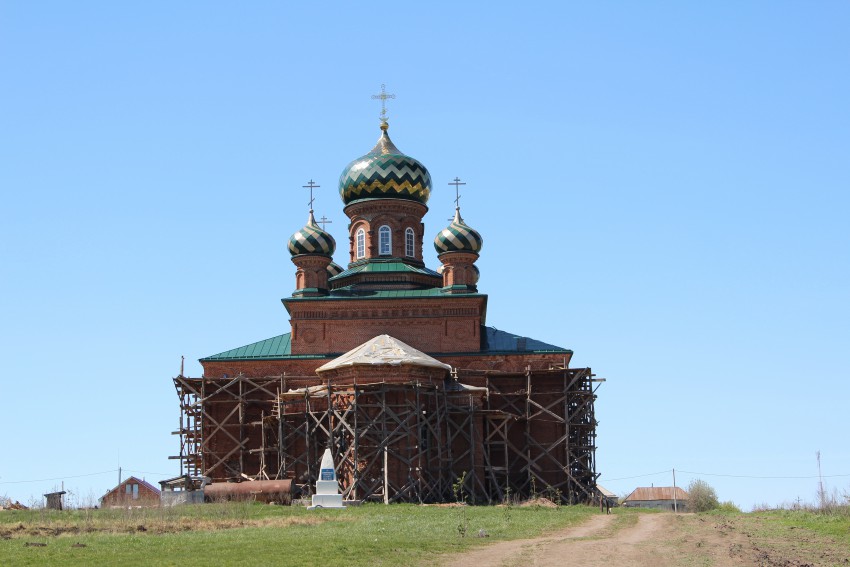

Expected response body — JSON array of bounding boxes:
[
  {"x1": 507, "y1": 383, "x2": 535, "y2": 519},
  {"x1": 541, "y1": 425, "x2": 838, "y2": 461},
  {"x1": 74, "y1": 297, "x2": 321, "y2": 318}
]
[
  {"x1": 624, "y1": 486, "x2": 689, "y2": 502},
  {"x1": 100, "y1": 476, "x2": 160, "y2": 502}
]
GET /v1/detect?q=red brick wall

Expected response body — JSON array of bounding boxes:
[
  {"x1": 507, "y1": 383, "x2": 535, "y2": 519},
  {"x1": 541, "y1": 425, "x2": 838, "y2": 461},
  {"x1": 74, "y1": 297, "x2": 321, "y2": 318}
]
[
  {"x1": 343, "y1": 200, "x2": 428, "y2": 263},
  {"x1": 100, "y1": 480, "x2": 160, "y2": 508},
  {"x1": 201, "y1": 351, "x2": 571, "y2": 378},
  {"x1": 286, "y1": 296, "x2": 487, "y2": 355}
]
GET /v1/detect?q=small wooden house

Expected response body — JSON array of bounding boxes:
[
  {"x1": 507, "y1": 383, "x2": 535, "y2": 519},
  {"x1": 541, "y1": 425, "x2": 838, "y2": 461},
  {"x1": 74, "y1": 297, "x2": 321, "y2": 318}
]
[
  {"x1": 622, "y1": 486, "x2": 688, "y2": 511},
  {"x1": 100, "y1": 476, "x2": 161, "y2": 508},
  {"x1": 597, "y1": 484, "x2": 618, "y2": 507},
  {"x1": 43, "y1": 491, "x2": 66, "y2": 510}
]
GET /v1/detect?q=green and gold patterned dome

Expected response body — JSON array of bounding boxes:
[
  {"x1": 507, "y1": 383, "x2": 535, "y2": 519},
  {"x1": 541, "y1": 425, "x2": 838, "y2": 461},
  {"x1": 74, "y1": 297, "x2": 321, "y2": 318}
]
[
  {"x1": 288, "y1": 211, "x2": 336, "y2": 257},
  {"x1": 327, "y1": 261, "x2": 344, "y2": 278},
  {"x1": 434, "y1": 208, "x2": 483, "y2": 255},
  {"x1": 339, "y1": 124, "x2": 432, "y2": 205}
]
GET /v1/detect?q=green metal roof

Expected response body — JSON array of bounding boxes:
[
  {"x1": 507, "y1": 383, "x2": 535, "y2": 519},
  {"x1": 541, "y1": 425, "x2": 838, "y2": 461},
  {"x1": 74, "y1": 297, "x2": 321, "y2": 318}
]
[
  {"x1": 480, "y1": 327, "x2": 571, "y2": 354},
  {"x1": 330, "y1": 261, "x2": 440, "y2": 281},
  {"x1": 283, "y1": 287, "x2": 486, "y2": 302},
  {"x1": 200, "y1": 326, "x2": 570, "y2": 362},
  {"x1": 201, "y1": 333, "x2": 298, "y2": 361}
]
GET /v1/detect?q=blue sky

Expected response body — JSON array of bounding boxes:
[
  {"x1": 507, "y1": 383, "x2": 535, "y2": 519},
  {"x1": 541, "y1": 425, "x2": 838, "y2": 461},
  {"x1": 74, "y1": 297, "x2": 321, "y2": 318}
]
[{"x1": 1, "y1": 1, "x2": 848, "y2": 510}]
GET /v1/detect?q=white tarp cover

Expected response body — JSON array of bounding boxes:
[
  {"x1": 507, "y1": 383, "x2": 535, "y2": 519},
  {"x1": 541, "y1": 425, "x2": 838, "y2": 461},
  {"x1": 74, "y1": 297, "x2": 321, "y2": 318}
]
[{"x1": 316, "y1": 334, "x2": 452, "y2": 373}]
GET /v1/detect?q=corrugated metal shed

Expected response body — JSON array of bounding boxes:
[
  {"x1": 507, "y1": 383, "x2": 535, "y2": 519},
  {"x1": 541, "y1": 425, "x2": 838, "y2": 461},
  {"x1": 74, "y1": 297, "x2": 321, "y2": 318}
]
[{"x1": 624, "y1": 486, "x2": 689, "y2": 502}]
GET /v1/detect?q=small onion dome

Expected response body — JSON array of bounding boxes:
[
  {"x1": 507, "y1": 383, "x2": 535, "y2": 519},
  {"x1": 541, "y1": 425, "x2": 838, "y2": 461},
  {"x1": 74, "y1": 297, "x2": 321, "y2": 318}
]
[
  {"x1": 288, "y1": 211, "x2": 336, "y2": 257},
  {"x1": 338, "y1": 124, "x2": 432, "y2": 205},
  {"x1": 434, "y1": 208, "x2": 483, "y2": 254},
  {"x1": 327, "y1": 261, "x2": 344, "y2": 278}
]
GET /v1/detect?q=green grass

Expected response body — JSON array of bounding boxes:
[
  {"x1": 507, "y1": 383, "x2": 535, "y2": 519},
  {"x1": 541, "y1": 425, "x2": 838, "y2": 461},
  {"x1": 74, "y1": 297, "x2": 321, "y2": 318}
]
[
  {"x1": 0, "y1": 502, "x2": 597, "y2": 566},
  {"x1": 700, "y1": 507, "x2": 850, "y2": 565},
  {"x1": 755, "y1": 507, "x2": 850, "y2": 540},
  {"x1": 699, "y1": 504, "x2": 850, "y2": 541}
]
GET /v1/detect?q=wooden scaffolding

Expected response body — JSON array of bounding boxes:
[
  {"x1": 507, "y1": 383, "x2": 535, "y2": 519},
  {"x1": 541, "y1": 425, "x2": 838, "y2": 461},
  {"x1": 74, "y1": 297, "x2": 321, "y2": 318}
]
[{"x1": 171, "y1": 367, "x2": 599, "y2": 504}]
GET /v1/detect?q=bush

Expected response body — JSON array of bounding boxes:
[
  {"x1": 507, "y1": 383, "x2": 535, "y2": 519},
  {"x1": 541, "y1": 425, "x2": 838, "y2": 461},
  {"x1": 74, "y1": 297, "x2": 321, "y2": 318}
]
[
  {"x1": 717, "y1": 500, "x2": 741, "y2": 513},
  {"x1": 687, "y1": 479, "x2": 719, "y2": 512}
]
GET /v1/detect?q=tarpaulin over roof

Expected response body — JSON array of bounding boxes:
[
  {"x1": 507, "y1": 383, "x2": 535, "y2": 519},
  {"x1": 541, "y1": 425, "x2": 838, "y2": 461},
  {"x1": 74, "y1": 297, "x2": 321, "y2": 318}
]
[{"x1": 316, "y1": 334, "x2": 452, "y2": 373}]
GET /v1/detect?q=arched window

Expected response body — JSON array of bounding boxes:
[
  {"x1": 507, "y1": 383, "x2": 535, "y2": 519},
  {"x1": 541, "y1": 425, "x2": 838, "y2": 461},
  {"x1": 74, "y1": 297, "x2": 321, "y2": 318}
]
[
  {"x1": 356, "y1": 228, "x2": 365, "y2": 259},
  {"x1": 405, "y1": 227, "x2": 415, "y2": 258},
  {"x1": 378, "y1": 225, "x2": 391, "y2": 255}
]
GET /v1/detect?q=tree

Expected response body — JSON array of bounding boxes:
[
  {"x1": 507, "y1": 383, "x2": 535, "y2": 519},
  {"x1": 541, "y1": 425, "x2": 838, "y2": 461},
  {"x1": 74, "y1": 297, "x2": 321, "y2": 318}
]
[{"x1": 687, "y1": 479, "x2": 719, "y2": 512}]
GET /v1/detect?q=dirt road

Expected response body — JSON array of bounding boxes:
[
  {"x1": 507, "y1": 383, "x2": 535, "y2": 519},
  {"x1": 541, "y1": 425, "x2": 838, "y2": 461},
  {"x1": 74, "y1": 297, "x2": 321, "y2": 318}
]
[{"x1": 439, "y1": 512, "x2": 845, "y2": 567}]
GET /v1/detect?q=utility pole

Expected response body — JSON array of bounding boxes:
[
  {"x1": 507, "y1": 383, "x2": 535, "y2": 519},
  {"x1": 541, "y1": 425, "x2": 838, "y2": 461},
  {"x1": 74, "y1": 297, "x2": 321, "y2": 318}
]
[
  {"x1": 672, "y1": 468, "x2": 678, "y2": 513},
  {"x1": 383, "y1": 447, "x2": 389, "y2": 505}
]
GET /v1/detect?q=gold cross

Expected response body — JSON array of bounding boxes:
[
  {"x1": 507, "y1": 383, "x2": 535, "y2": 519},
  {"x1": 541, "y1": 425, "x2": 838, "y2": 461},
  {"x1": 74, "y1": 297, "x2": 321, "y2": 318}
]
[{"x1": 371, "y1": 84, "x2": 396, "y2": 124}]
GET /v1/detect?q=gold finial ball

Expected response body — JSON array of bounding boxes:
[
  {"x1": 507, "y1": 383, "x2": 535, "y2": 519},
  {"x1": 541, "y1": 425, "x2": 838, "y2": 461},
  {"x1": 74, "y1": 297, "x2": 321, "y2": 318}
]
[{"x1": 380, "y1": 121, "x2": 389, "y2": 131}]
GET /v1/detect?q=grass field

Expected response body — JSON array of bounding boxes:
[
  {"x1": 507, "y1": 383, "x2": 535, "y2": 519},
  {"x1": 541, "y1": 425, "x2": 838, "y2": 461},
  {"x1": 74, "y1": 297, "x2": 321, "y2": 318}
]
[
  {"x1": 3, "y1": 503, "x2": 848, "y2": 566},
  {"x1": 0, "y1": 501, "x2": 597, "y2": 566}
]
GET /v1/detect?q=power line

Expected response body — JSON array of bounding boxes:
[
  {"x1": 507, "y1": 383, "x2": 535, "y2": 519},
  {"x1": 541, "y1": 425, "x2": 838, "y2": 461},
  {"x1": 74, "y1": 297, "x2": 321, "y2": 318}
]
[
  {"x1": 123, "y1": 469, "x2": 173, "y2": 476},
  {"x1": 0, "y1": 469, "x2": 118, "y2": 485},
  {"x1": 676, "y1": 469, "x2": 850, "y2": 480},
  {"x1": 601, "y1": 470, "x2": 672, "y2": 482},
  {"x1": 601, "y1": 468, "x2": 850, "y2": 483}
]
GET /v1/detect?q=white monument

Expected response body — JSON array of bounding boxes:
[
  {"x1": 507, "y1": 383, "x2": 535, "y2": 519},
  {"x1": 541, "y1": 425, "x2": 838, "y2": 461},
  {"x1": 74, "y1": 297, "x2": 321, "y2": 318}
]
[{"x1": 307, "y1": 448, "x2": 345, "y2": 509}]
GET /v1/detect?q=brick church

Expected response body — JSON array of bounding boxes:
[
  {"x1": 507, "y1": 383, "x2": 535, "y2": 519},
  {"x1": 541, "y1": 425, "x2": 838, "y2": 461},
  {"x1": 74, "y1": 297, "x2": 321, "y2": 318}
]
[{"x1": 173, "y1": 99, "x2": 599, "y2": 504}]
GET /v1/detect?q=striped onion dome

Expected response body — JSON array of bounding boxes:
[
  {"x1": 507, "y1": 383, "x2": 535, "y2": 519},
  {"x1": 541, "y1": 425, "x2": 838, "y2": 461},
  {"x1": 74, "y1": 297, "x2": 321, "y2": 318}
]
[
  {"x1": 288, "y1": 211, "x2": 336, "y2": 257},
  {"x1": 434, "y1": 208, "x2": 483, "y2": 254},
  {"x1": 327, "y1": 261, "x2": 344, "y2": 278},
  {"x1": 339, "y1": 124, "x2": 432, "y2": 205}
]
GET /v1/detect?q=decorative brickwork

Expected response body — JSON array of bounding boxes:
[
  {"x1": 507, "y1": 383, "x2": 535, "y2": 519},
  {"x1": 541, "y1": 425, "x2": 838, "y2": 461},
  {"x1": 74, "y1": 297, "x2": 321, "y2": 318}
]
[
  {"x1": 438, "y1": 250, "x2": 480, "y2": 292},
  {"x1": 343, "y1": 199, "x2": 428, "y2": 265},
  {"x1": 284, "y1": 295, "x2": 486, "y2": 355},
  {"x1": 291, "y1": 254, "x2": 332, "y2": 297}
]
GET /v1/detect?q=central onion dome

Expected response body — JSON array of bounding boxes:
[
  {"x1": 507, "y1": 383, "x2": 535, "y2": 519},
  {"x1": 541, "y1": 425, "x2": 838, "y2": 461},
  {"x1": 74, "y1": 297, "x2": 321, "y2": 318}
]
[
  {"x1": 339, "y1": 123, "x2": 432, "y2": 205},
  {"x1": 434, "y1": 208, "x2": 483, "y2": 254},
  {"x1": 288, "y1": 211, "x2": 336, "y2": 257}
]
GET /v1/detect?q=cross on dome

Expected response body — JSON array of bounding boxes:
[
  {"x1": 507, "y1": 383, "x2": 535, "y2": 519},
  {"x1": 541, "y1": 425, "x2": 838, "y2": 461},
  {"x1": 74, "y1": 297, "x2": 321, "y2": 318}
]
[
  {"x1": 302, "y1": 179, "x2": 320, "y2": 212},
  {"x1": 448, "y1": 177, "x2": 466, "y2": 211},
  {"x1": 371, "y1": 84, "x2": 396, "y2": 128}
]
